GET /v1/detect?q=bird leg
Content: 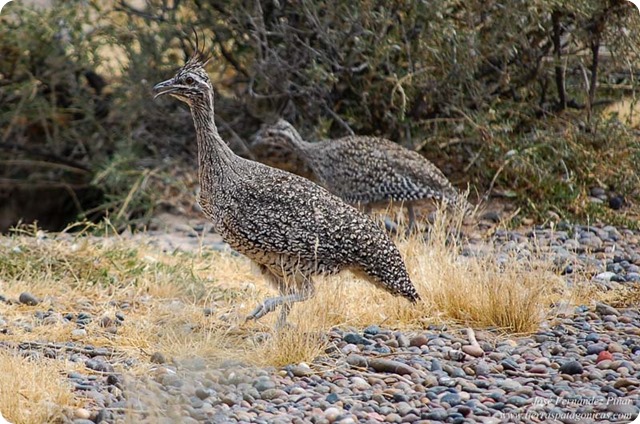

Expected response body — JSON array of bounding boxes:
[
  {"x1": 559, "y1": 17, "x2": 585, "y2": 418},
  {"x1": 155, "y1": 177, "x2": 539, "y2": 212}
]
[
  {"x1": 246, "y1": 277, "x2": 315, "y2": 329},
  {"x1": 246, "y1": 294, "x2": 297, "y2": 322},
  {"x1": 405, "y1": 204, "x2": 417, "y2": 236},
  {"x1": 361, "y1": 203, "x2": 400, "y2": 235}
]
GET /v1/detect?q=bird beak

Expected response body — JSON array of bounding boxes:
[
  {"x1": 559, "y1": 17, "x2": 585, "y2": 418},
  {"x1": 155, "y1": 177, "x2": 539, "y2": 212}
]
[{"x1": 153, "y1": 79, "x2": 177, "y2": 99}]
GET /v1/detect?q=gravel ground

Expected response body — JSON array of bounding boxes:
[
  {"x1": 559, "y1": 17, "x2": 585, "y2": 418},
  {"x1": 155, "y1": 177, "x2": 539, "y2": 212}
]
[{"x1": 2, "y1": 218, "x2": 640, "y2": 424}]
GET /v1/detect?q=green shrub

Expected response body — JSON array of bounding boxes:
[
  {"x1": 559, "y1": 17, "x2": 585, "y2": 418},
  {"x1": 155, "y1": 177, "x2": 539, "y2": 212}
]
[{"x1": 1, "y1": 0, "x2": 638, "y2": 230}]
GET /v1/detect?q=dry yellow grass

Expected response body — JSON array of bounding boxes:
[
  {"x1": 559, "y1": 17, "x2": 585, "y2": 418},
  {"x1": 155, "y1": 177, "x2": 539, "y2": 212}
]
[
  {"x1": 0, "y1": 209, "x2": 574, "y2": 414},
  {"x1": 603, "y1": 97, "x2": 640, "y2": 129},
  {"x1": 0, "y1": 350, "x2": 77, "y2": 424}
]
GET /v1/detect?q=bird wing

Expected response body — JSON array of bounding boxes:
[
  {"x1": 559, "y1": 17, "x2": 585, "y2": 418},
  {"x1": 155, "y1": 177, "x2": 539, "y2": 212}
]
[
  {"x1": 310, "y1": 136, "x2": 455, "y2": 203},
  {"x1": 225, "y1": 164, "x2": 368, "y2": 261},
  {"x1": 373, "y1": 138, "x2": 460, "y2": 201}
]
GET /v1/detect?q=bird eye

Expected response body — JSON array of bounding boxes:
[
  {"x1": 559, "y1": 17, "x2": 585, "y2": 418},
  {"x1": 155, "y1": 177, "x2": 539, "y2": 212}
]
[{"x1": 185, "y1": 76, "x2": 195, "y2": 85}]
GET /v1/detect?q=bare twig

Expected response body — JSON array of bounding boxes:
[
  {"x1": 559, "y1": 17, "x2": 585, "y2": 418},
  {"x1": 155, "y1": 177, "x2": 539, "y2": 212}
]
[
  {"x1": 0, "y1": 143, "x2": 90, "y2": 172},
  {"x1": 466, "y1": 327, "x2": 480, "y2": 347},
  {"x1": 552, "y1": 10, "x2": 567, "y2": 110},
  {"x1": 212, "y1": 29, "x2": 250, "y2": 78},
  {"x1": 323, "y1": 103, "x2": 354, "y2": 136}
]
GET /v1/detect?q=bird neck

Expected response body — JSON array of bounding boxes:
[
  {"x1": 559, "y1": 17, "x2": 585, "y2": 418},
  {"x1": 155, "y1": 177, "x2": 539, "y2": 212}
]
[
  {"x1": 285, "y1": 133, "x2": 314, "y2": 154},
  {"x1": 189, "y1": 93, "x2": 237, "y2": 182}
]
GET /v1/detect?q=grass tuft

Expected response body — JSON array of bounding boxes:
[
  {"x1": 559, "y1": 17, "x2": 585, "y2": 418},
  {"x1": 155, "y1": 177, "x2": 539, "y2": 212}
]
[
  {"x1": 407, "y1": 207, "x2": 563, "y2": 333},
  {"x1": 0, "y1": 351, "x2": 77, "y2": 424},
  {"x1": 254, "y1": 325, "x2": 329, "y2": 368},
  {"x1": 0, "y1": 206, "x2": 586, "y2": 414}
]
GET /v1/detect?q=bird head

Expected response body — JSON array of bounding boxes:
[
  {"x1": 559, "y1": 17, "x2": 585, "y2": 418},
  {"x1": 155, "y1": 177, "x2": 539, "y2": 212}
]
[
  {"x1": 258, "y1": 119, "x2": 306, "y2": 149},
  {"x1": 153, "y1": 49, "x2": 213, "y2": 106}
]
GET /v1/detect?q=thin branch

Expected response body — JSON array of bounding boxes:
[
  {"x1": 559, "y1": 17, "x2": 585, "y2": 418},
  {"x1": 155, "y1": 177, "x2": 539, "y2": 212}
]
[
  {"x1": 212, "y1": 29, "x2": 250, "y2": 78},
  {"x1": 588, "y1": 17, "x2": 602, "y2": 115},
  {"x1": 552, "y1": 10, "x2": 567, "y2": 110},
  {"x1": 0, "y1": 143, "x2": 91, "y2": 173},
  {"x1": 323, "y1": 102, "x2": 354, "y2": 136},
  {"x1": 0, "y1": 178, "x2": 91, "y2": 190}
]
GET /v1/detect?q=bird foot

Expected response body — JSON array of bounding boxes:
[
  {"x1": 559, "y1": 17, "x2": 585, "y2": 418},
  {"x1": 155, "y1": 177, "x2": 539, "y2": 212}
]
[
  {"x1": 274, "y1": 319, "x2": 295, "y2": 332},
  {"x1": 245, "y1": 298, "x2": 280, "y2": 322},
  {"x1": 383, "y1": 217, "x2": 399, "y2": 235}
]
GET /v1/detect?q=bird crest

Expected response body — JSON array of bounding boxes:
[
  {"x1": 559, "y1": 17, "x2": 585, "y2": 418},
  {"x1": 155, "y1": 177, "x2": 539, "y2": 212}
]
[{"x1": 184, "y1": 29, "x2": 212, "y2": 71}]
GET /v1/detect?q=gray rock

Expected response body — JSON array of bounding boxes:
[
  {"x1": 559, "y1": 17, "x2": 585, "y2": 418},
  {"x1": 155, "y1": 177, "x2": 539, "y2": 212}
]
[
  {"x1": 559, "y1": 360, "x2": 584, "y2": 375},
  {"x1": 364, "y1": 325, "x2": 381, "y2": 335},
  {"x1": 441, "y1": 393, "x2": 462, "y2": 406},
  {"x1": 19, "y1": 292, "x2": 39, "y2": 306},
  {"x1": 344, "y1": 332, "x2": 371, "y2": 345},
  {"x1": 507, "y1": 396, "x2": 529, "y2": 407},
  {"x1": 595, "y1": 303, "x2": 620, "y2": 316},
  {"x1": 425, "y1": 410, "x2": 448, "y2": 421},
  {"x1": 475, "y1": 361, "x2": 491, "y2": 377},
  {"x1": 71, "y1": 329, "x2": 87, "y2": 338},
  {"x1": 607, "y1": 403, "x2": 639, "y2": 415},
  {"x1": 594, "y1": 271, "x2": 617, "y2": 281},
  {"x1": 585, "y1": 333, "x2": 600, "y2": 342},
  {"x1": 291, "y1": 363, "x2": 313, "y2": 377},
  {"x1": 161, "y1": 374, "x2": 183, "y2": 388},
  {"x1": 500, "y1": 359, "x2": 519, "y2": 371},
  {"x1": 586, "y1": 343, "x2": 606, "y2": 355},
  {"x1": 150, "y1": 352, "x2": 167, "y2": 364},
  {"x1": 195, "y1": 387, "x2": 211, "y2": 400},
  {"x1": 95, "y1": 408, "x2": 113, "y2": 423},
  {"x1": 410, "y1": 334, "x2": 429, "y2": 347},
  {"x1": 326, "y1": 393, "x2": 340, "y2": 404},
  {"x1": 396, "y1": 334, "x2": 410, "y2": 347},
  {"x1": 501, "y1": 379, "x2": 522, "y2": 391},
  {"x1": 260, "y1": 388, "x2": 287, "y2": 400},
  {"x1": 85, "y1": 359, "x2": 114, "y2": 373},
  {"x1": 253, "y1": 378, "x2": 276, "y2": 392}
]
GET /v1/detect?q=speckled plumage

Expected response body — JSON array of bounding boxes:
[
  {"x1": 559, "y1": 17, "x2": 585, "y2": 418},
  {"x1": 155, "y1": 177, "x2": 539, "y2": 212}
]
[
  {"x1": 249, "y1": 133, "x2": 315, "y2": 181},
  {"x1": 256, "y1": 120, "x2": 471, "y2": 231},
  {"x1": 153, "y1": 52, "x2": 419, "y2": 327}
]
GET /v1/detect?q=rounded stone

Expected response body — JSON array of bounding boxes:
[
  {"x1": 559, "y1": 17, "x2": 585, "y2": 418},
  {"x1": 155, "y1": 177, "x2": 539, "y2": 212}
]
[
  {"x1": 462, "y1": 345, "x2": 484, "y2": 357},
  {"x1": 291, "y1": 363, "x2": 313, "y2": 377},
  {"x1": 326, "y1": 393, "x2": 340, "y2": 404},
  {"x1": 253, "y1": 378, "x2": 276, "y2": 392},
  {"x1": 99, "y1": 316, "x2": 113, "y2": 328},
  {"x1": 596, "y1": 350, "x2": 613, "y2": 364},
  {"x1": 409, "y1": 335, "x2": 429, "y2": 347},
  {"x1": 195, "y1": 388, "x2": 210, "y2": 400},
  {"x1": 324, "y1": 407, "x2": 342, "y2": 422},
  {"x1": 344, "y1": 332, "x2": 369, "y2": 345},
  {"x1": 85, "y1": 359, "x2": 114, "y2": 373},
  {"x1": 559, "y1": 360, "x2": 583, "y2": 375},
  {"x1": 587, "y1": 344, "x2": 606, "y2": 355},
  {"x1": 501, "y1": 379, "x2": 522, "y2": 391},
  {"x1": 507, "y1": 396, "x2": 529, "y2": 407},
  {"x1": 585, "y1": 333, "x2": 600, "y2": 342},
  {"x1": 364, "y1": 325, "x2": 381, "y2": 335},
  {"x1": 19, "y1": 292, "x2": 39, "y2": 306},
  {"x1": 425, "y1": 410, "x2": 448, "y2": 421},
  {"x1": 74, "y1": 408, "x2": 91, "y2": 419},
  {"x1": 441, "y1": 393, "x2": 462, "y2": 407},
  {"x1": 150, "y1": 352, "x2": 167, "y2": 364},
  {"x1": 608, "y1": 342, "x2": 623, "y2": 353},
  {"x1": 71, "y1": 329, "x2": 87, "y2": 338}
]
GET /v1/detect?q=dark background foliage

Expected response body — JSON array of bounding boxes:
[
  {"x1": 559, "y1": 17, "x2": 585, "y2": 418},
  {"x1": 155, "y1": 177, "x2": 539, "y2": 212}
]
[{"x1": 1, "y1": 0, "x2": 639, "y2": 231}]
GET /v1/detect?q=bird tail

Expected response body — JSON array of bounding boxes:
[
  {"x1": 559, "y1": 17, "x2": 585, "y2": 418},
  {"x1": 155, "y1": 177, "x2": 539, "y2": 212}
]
[{"x1": 355, "y1": 247, "x2": 420, "y2": 303}]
